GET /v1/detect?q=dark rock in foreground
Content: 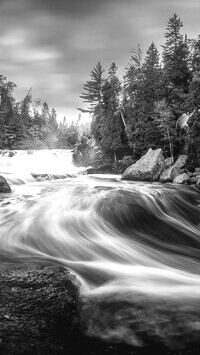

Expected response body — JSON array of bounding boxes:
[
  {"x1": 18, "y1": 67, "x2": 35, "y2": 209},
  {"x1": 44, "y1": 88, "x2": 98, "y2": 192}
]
[
  {"x1": 0, "y1": 263, "x2": 78, "y2": 354},
  {"x1": 0, "y1": 175, "x2": 11, "y2": 193},
  {"x1": 0, "y1": 264, "x2": 199, "y2": 354}
]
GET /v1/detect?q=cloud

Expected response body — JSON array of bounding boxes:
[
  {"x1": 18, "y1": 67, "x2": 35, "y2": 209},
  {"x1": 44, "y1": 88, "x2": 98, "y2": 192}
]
[{"x1": 0, "y1": 0, "x2": 199, "y2": 121}]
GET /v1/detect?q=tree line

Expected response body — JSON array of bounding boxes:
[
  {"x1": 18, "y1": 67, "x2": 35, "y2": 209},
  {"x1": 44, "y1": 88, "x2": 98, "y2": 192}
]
[
  {"x1": 0, "y1": 78, "x2": 82, "y2": 150},
  {"x1": 79, "y1": 14, "x2": 200, "y2": 169}
]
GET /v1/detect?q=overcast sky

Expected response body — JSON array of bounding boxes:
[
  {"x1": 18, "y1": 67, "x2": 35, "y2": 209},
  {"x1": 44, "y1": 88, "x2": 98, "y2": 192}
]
[{"x1": 0, "y1": 0, "x2": 199, "y2": 122}]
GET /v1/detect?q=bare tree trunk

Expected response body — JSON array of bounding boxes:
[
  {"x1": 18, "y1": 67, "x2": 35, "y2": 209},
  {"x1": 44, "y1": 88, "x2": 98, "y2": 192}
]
[
  {"x1": 167, "y1": 127, "x2": 174, "y2": 164},
  {"x1": 120, "y1": 111, "x2": 126, "y2": 129}
]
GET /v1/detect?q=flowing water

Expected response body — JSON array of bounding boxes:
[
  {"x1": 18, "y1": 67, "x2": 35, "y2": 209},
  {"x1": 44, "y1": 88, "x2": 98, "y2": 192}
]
[{"x1": 0, "y1": 149, "x2": 200, "y2": 351}]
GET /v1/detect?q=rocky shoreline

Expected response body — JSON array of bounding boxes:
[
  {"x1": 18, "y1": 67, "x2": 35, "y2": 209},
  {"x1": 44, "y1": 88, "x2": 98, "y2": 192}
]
[
  {"x1": 121, "y1": 148, "x2": 200, "y2": 190},
  {"x1": 73, "y1": 140, "x2": 200, "y2": 190}
]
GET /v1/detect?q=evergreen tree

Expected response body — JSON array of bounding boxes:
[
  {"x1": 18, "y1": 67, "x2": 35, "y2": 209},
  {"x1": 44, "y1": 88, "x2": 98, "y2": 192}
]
[
  {"x1": 79, "y1": 62, "x2": 105, "y2": 112},
  {"x1": 162, "y1": 14, "x2": 191, "y2": 114},
  {"x1": 123, "y1": 45, "x2": 143, "y2": 106},
  {"x1": 49, "y1": 108, "x2": 58, "y2": 131},
  {"x1": 101, "y1": 63, "x2": 125, "y2": 160},
  {"x1": 79, "y1": 62, "x2": 105, "y2": 142},
  {"x1": 162, "y1": 14, "x2": 184, "y2": 77},
  {"x1": 141, "y1": 42, "x2": 164, "y2": 149},
  {"x1": 191, "y1": 36, "x2": 200, "y2": 73},
  {"x1": 20, "y1": 89, "x2": 32, "y2": 126},
  {"x1": 186, "y1": 36, "x2": 200, "y2": 166},
  {"x1": 187, "y1": 36, "x2": 200, "y2": 110},
  {"x1": 41, "y1": 101, "x2": 50, "y2": 124},
  {"x1": 0, "y1": 76, "x2": 16, "y2": 126},
  {"x1": 123, "y1": 45, "x2": 144, "y2": 157}
]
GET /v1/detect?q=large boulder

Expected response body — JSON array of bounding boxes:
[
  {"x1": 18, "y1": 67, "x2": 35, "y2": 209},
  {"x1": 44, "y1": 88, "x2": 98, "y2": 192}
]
[
  {"x1": 173, "y1": 173, "x2": 191, "y2": 184},
  {"x1": 0, "y1": 175, "x2": 11, "y2": 193},
  {"x1": 159, "y1": 165, "x2": 181, "y2": 183},
  {"x1": 174, "y1": 155, "x2": 188, "y2": 168},
  {"x1": 122, "y1": 148, "x2": 165, "y2": 181}
]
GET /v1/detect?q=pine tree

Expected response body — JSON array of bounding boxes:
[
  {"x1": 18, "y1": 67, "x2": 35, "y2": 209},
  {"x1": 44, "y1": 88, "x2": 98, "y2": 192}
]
[
  {"x1": 79, "y1": 61, "x2": 105, "y2": 113},
  {"x1": 20, "y1": 89, "x2": 32, "y2": 129},
  {"x1": 185, "y1": 36, "x2": 200, "y2": 166},
  {"x1": 0, "y1": 76, "x2": 16, "y2": 126},
  {"x1": 123, "y1": 45, "x2": 143, "y2": 105},
  {"x1": 79, "y1": 62, "x2": 105, "y2": 142},
  {"x1": 162, "y1": 14, "x2": 191, "y2": 113},
  {"x1": 100, "y1": 63, "x2": 125, "y2": 160},
  {"x1": 191, "y1": 36, "x2": 200, "y2": 73},
  {"x1": 123, "y1": 45, "x2": 144, "y2": 157},
  {"x1": 49, "y1": 108, "x2": 58, "y2": 131},
  {"x1": 41, "y1": 102, "x2": 50, "y2": 124},
  {"x1": 141, "y1": 43, "x2": 164, "y2": 149}
]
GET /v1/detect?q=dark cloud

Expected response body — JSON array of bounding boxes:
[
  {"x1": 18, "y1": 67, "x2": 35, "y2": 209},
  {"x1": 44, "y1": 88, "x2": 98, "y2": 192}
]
[{"x1": 31, "y1": 0, "x2": 131, "y2": 16}]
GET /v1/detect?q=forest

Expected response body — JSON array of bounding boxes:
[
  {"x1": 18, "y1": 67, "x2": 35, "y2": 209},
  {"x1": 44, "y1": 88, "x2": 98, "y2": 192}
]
[
  {"x1": 0, "y1": 81, "x2": 83, "y2": 150},
  {"x1": 79, "y1": 14, "x2": 200, "y2": 169}
]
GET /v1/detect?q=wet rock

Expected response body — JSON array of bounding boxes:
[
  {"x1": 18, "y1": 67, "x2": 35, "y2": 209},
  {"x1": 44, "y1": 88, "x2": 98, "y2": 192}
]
[
  {"x1": 187, "y1": 171, "x2": 193, "y2": 177},
  {"x1": 174, "y1": 155, "x2": 188, "y2": 168},
  {"x1": 0, "y1": 175, "x2": 11, "y2": 193},
  {"x1": 122, "y1": 148, "x2": 165, "y2": 181},
  {"x1": 173, "y1": 173, "x2": 191, "y2": 184},
  {"x1": 86, "y1": 164, "x2": 111, "y2": 174},
  {"x1": 165, "y1": 157, "x2": 173, "y2": 168},
  {"x1": 159, "y1": 165, "x2": 181, "y2": 183},
  {"x1": 191, "y1": 176, "x2": 198, "y2": 184},
  {"x1": 0, "y1": 263, "x2": 79, "y2": 354},
  {"x1": 192, "y1": 172, "x2": 200, "y2": 177},
  {"x1": 196, "y1": 177, "x2": 200, "y2": 190}
]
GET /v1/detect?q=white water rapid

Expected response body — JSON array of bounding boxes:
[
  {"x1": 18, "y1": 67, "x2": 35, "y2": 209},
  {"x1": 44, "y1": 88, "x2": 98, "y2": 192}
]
[{"x1": 0, "y1": 149, "x2": 200, "y2": 350}]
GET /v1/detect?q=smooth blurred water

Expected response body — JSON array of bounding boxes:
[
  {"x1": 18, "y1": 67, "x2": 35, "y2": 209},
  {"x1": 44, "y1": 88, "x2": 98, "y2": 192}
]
[{"x1": 0, "y1": 149, "x2": 200, "y2": 349}]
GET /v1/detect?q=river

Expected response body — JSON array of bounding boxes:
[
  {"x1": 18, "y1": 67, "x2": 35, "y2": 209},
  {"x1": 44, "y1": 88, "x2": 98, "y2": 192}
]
[{"x1": 0, "y1": 149, "x2": 200, "y2": 351}]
